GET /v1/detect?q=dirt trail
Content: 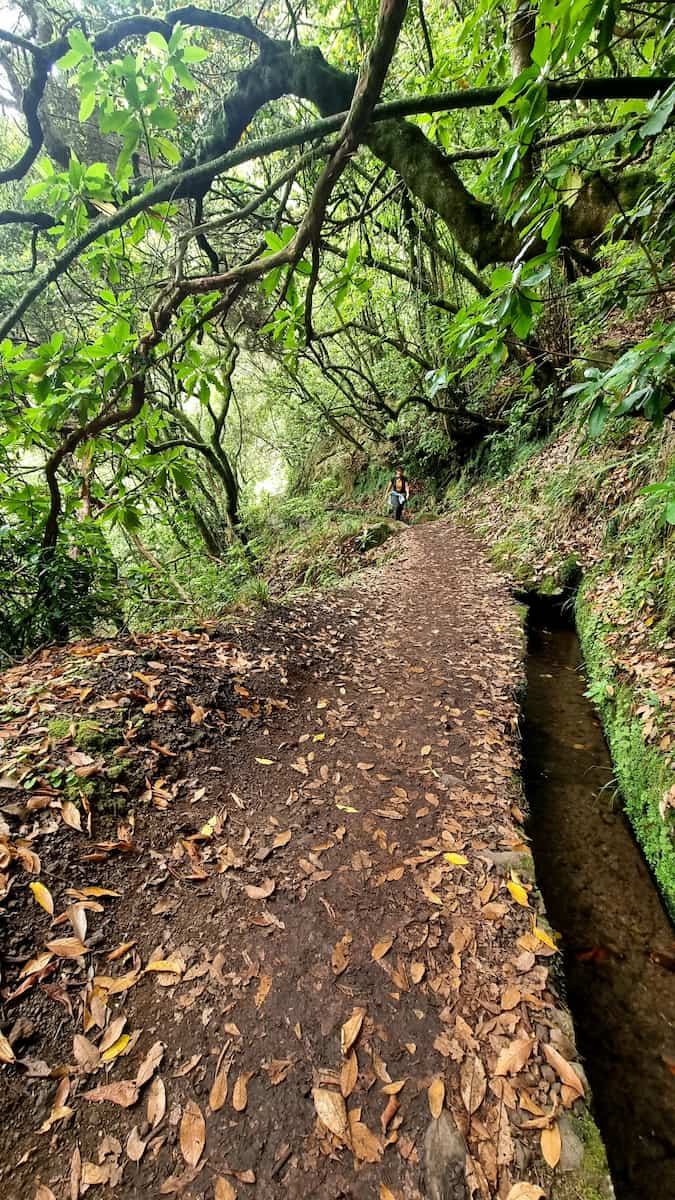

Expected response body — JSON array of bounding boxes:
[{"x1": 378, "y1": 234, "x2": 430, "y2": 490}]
[{"x1": 1, "y1": 521, "x2": 600, "y2": 1199}]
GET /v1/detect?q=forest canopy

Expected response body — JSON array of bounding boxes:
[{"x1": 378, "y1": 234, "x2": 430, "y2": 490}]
[{"x1": 0, "y1": 0, "x2": 673, "y2": 656}]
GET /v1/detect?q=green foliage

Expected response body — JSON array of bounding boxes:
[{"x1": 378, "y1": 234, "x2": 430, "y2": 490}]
[{"x1": 565, "y1": 321, "x2": 675, "y2": 435}]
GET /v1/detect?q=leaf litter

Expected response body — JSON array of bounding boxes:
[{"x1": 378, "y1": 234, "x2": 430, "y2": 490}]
[{"x1": 0, "y1": 523, "x2": 598, "y2": 1197}]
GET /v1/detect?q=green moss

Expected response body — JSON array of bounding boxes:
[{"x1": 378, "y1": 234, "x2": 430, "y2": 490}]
[
  {"x1": 577, "y1": 587, "x2": 675, "y2": 919},
  {"x1": 49, "y1": 717, "x2": 105, "y2": 747},
  {"x1": 552, "y1": 1111, "x2": 613, "y2": 1200}
]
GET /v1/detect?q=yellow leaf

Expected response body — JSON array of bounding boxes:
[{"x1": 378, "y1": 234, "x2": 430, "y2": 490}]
[
  {"x1": 420, "y1": 745, "x2": 432, "y2": 757},
  {"x1": 444, "y1": 853, "x2": 468, "y2": 866},
  {"x1": 101, "y1": 1033, "x2": 130, "y2": 1063},
  {"x1": 255, "y1": 758, "x2": 275, "y2": 765},
  {"x1": 30, "y1": 881, "x2": 54, "y2": 916},
  {"x1": 382, "y1": 1078, "x2": 407, "y2": 1095},
  {"x1": 144, "y1": 956, "x2": 184, "y2": 975},
  {"x1": 507, "y1": 880, "x2": 529, "y2": 907},
  {"x1": 380, "y1": 1188, "x2": 398, "y2": 1200},
  {"x1": 541, "y1": 1121, "x2": 562, "y2": 1168},
  {"x1": 336, "y1": 803, "x2": 359, "y2": 813},
  {"x1": 428, "y1": 1076, "x2": 445, "y2": 1119},
  {"x1": 533, "y1": 924, "x2": 558, "y2": 951}
]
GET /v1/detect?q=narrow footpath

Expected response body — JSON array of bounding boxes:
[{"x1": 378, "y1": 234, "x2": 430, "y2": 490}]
[{"x1": 0, "y1": 521, "x2": 606, "y2": 1199}]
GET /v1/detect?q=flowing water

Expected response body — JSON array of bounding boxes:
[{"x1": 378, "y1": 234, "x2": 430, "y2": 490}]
[{"x1": 523, "y1": 607, "x2": 675, "y2": 1199}]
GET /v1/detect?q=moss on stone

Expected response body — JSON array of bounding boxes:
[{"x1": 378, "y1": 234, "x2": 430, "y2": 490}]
[
  {"x1": 577, "y1": 585, "x2": 675, "y2": 919},
  {"x1": 552, "y1": 1110, "x2": 614, "y2": 1200}
]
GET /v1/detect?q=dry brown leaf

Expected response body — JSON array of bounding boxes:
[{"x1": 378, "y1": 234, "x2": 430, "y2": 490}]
[
  {"x1": 541, "y1": 1122, "x2": 562, "y2": 1168},
  {"x1": 381, "y1": 1094, "x2": 400, "y2": 1133},
  {"x1": 505, "y1": 1186, "x2": 546, "y2": 1200},
  {"x1": 146, "y1": 1076, "x2": 166, "y2": 1128},
  {"x1": 73, "y1": 1034, "x2": 100, "y2": 1072},
  {"x1": 379, "y1": 1188, "x2": 398, "y2": 1200},
  {"x1": 501, "y1": 985, "x2": 521, "y2": 1010},
  {"x1": 371, "y1": 937, "x2": 394, "y2": 962},
  {"x1": 382, "y1": 1079, "x2": 407, "y2": 1095},
  {"x1": 332, "y1": 932, "x2": 352, "y2": 976},
  {"x1": 542, "y1": 1043, "x2": 584, "y2": 1098},
  {"x1": 428, "y1": 1076, "x2": 445, "y2": 1119},
  {"x1": 272, "y1": 830, "x2": 292, "y2": 849},
  {"x1": 232, "y1": 1071, "x2": 254, "y2": 1112},
  {"x1": 126, "y1": 1126, "x2": 147, "y2": 1163},
  {"x1": 35, "y1": 1187, "x2": 57, "y2": 1200},
  {"x1": 45, "y1": 937, "x2": 87, "y2": 959},
  {"x1": 340, "y1": 1007, "x2": 365, "y2": 1056},
  {"x1": 255, "y1": 974, "x2": 272, "y2": 1009},
  {"x1": 214, "y1": 1180, "x2": 237, "y2": 1200},
  {"x1": 244, "y1": 878, "x2": 275, "y2": 900},
  {"x1": 70, "y1": 1145, "x2": 82, "y2": 1200},
  {"x1": 209, "y1": 1062, "x2": 230, "y2": 1112},
  {"x1": 84, "y1": 1080, "x2": 139, "y2": 1107},
  {"x1": 340, "y1": 1050, "x2": 358, "y2": 1099},
  {"x1": 460, "y1": 1056, "x2": 486, "y2": 1115},
  {"x1": 136, "y1": 1040, "x2": 165, "y2": 1087},
  {"x1": 494, "y1": 1037, "x2": 535, "y2": 1076},
  {"x1": 61, "y1": 801, "x2": 83, "y2": 831},
  {"x1": 350, "y1": 1119, "x2": 383, "y2": 1162},
  {"x1": 410, "y1": 962, "x2": 426, "y2": 984},
  {"x1": 180, "y1": 1099, "x2": 206, "y2": 1167},
  {"x1": 0, "y1": 1032, "x2": 16, "y2": 1063},
  {"x1": 312, "y1": 1087, "x2": 348, "y2": 1140},
  {"x1": 67, "y1": 904, "x2": 88, "y2": 943}
]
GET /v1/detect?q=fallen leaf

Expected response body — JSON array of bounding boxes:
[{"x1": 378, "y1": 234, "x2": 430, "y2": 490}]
[
  {"x1": 84, "y1": 1081, "x2": 139, "y2": 1107},
  {"x1": 542, "y1": 1043, "x2": 584, "y2": 1098},
  {"x1": 232, "y1": 1071, "x2": 253, "y2": 1112},
  {"x1": 209, "y1": 1062, "x2": 230, "y2": 1112},
  {"x1": 428, "y1": 1076, "x2": 445, "y2": 1119},
  {"x1": 255, "y1": 974, "x2": 272, "y2": 1009},
  {"x1": 147, "y1": 1076, "x2": 166, "y2": 1128},
  {"x1": 505, "y1": 1186, "x2": 546, "y2": 1200},
  {"x1": 332, "y1": 932, "x2": 352, "y2": 976},
  {"x1": 73, "y1": 1034, "x2": 100, "y2": 1072},
  {"x1": 30, "y1": 882, "x2": 54, "y2": 916},
  {"x1": 444, "y1": 853, "x2": 468, "y2": 866},
  {"x1": 533, "y1": 924, "x2": 558, "y2": 951},
  {"x1": 382, "y1": 1079, "x2": 407, "y2": 1095},
  {"x1": 410, "y1": 962, "x2": 426, "y2": 983},
  {"x1": 101, "y1": 1034, "x2": 130, "y2": 1064},
  {"x1": 460, "y1": 1056, "x2": 486, "y2": 1114},
  {"x1": 541, "y1": 1121, "x2": 562, "y2": 1168},
  {"x1": 144, "y1": 957, "x2": 184, "y2": 976},
  {"x1": 350, "y1": 1118, "x2": 383, "y2": 1162},
  {"x1": 272, "y1": 830, "x2": 292, "y2": 848},
  {"x1": 341, "y1": 1008, "x2": 365, "y2": 1056},
  {"x1": 0, "y1": 1032, "x2": 16, "y2": 1063},
  {"x1": 126, "y1": 1126, "x2": 147, "y2": 1163},
  {"x1": 495, "y1": 1038, "x2": 535, "y2": 1076},
  {"x1": 35, "y1": 1187, "x2": 57, "y2": 1200},
  {"x1": 381, "y1": 1093, "x2": 400, "y2": 1133},
  {"x1": 61, "y1": 801, "x2": 82, "y2": 831},
  {"x1": 507, "y1": 879, "x2": 529, "y2": 907},
  {"x1": 371, "y1": 937, "x2": 394, "y2": 961},
  {"x1": 180, "y1": 1099, "x2": 206, "y2": 1166},
  {"x1": 312, "y1": 1087, "x2": 348, "y2": 1140},
  {"x1": 340, "y1": 1050, "x2": 358, "y2": 1098},
  {"x1": 136, "y1": 1041, "x2": 164, "y2": 1087},
  {"x1": 214, "y1": 1180, "x2": 237, "y2": 1200},
  {"x1": 380, "y1": 1187, "x2": 398, "y2": 1200},
  {"x1": 255, "y1": 758, "x2": 275, "y2": 765},
  {"x1": 45, "y1": 937, "x2": 87, "y2": 959},
  {"x1": 420, "y1": 745, "x2": 432, "y2": 757},
  {"x1": 244, "y1": 878, "x2": 275, "y2": 900}
]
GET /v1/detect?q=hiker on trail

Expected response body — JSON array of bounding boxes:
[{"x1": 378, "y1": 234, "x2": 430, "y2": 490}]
[{"x1": 384, "y1": 465, "x2": 410, "y2": 521}]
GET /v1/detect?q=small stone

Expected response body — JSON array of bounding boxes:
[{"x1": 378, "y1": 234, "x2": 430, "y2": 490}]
[
  {"x1": 558, "y1": 1116, "x2": 585, "y2": 1172},
  {"x1": 424, "y1": 1109, "x2": 468, "y2": 1200}
]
